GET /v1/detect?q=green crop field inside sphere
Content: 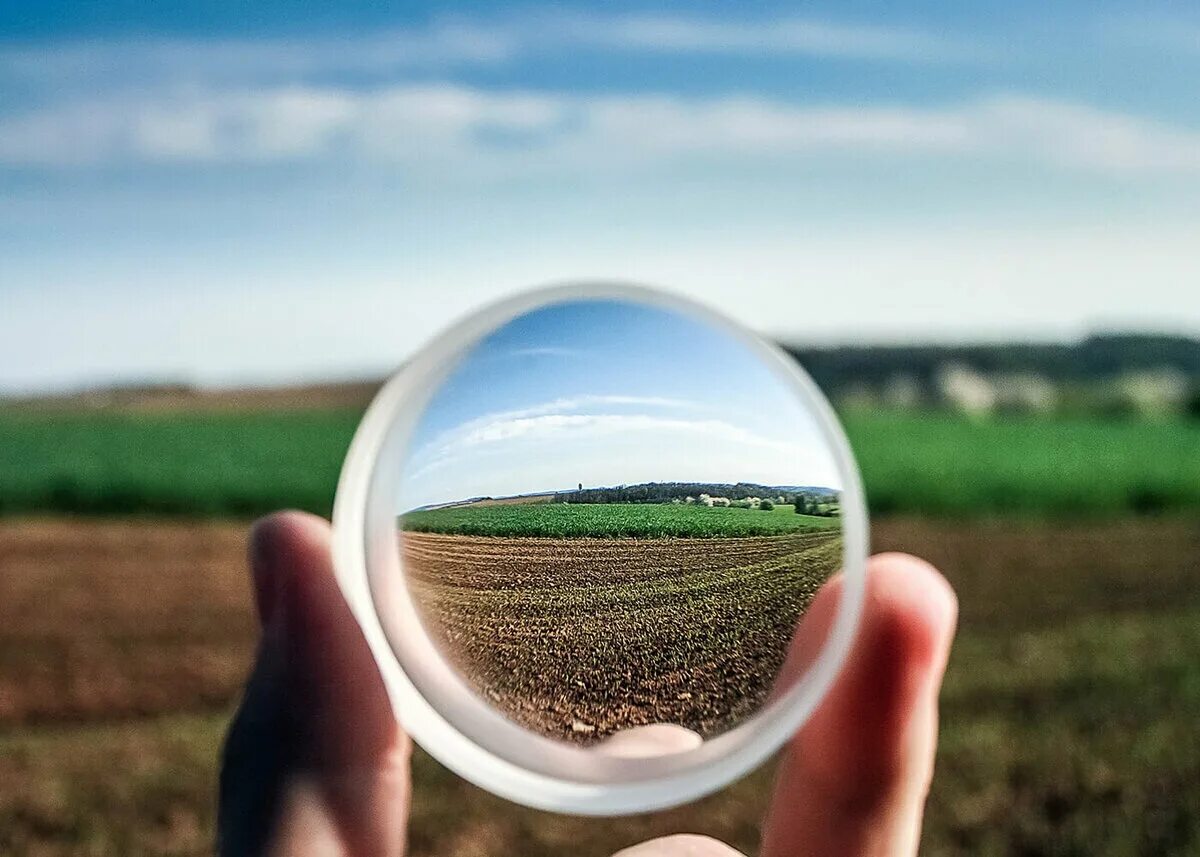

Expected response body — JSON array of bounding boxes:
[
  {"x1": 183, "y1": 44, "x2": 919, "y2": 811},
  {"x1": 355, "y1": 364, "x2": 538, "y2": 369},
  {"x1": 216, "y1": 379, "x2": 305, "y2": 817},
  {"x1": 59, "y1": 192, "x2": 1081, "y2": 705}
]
[{"x1": 400, "y1": 502, "x2": 840, "y2": 539}]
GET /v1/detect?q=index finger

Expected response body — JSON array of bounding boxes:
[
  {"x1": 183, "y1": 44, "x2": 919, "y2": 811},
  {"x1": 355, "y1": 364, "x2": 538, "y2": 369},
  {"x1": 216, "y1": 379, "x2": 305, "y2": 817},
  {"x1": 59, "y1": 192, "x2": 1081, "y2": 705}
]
[{"x1": 760, "y1": 554, "x2": 957, "y2": 857}]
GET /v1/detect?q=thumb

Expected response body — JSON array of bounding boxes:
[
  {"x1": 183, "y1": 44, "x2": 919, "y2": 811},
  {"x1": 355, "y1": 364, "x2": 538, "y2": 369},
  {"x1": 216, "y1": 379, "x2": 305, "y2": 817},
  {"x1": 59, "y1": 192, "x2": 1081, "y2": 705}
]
[{"x1": 218, "y1": 511, "x2": 411, "y2": 857}]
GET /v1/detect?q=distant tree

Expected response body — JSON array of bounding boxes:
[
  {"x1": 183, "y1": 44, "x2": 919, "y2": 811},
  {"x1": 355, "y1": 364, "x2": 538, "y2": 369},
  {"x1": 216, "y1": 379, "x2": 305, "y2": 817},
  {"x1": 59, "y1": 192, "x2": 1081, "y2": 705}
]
[
  {"x1": 1186, "y1": 388, "x2": 1200, "y2": 421},
  {"x1": 760, "y1": 499, "x2": 775, "y2": 511},
  {"x1": 559, "y1": 481, "x2": 840, "y2": 506}
]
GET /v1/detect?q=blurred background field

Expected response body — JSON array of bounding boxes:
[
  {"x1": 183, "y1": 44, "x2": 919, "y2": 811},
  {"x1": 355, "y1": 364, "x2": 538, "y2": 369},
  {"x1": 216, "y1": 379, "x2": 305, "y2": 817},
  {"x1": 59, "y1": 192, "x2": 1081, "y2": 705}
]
[
  {"x1": 1, "y1": 507, "x2": 1197, "y2": 855},
  {"x1": 5, "y1": 1, "x2": 1200, "y2": 853},
  {"x1": 1, "y1": 365, "x2": 1198, "y2": 855},
  {"x1": 4, "y1": 334, "x2": 1200, "y2": 521},
  {"x1": 3, "y1": 408, "x2": 1200, "y2": 519}
]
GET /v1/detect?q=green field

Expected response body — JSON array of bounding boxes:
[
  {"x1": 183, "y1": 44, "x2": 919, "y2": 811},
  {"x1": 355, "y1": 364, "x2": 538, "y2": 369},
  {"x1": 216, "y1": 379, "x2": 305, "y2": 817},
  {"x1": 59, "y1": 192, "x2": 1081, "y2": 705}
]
[
  {"x1": 1, "y1": 407, "x2": 1198, "y2": 518},
  {"x1": 844, "y1": 410, "x2": 1200, "y2": 517},
  {"x1": 0, "y1": 409, "x2": 357, "y2": 516},
  {"x1": 401, "y1": 501, "x2": 838, "y2": 538}
]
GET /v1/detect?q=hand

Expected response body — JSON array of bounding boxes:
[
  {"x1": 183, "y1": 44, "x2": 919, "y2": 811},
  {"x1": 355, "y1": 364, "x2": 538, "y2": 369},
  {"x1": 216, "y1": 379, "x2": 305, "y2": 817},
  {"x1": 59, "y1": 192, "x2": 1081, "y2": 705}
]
[{"x1": 219, "y1": 512, "x2": 957, "y2": 857}]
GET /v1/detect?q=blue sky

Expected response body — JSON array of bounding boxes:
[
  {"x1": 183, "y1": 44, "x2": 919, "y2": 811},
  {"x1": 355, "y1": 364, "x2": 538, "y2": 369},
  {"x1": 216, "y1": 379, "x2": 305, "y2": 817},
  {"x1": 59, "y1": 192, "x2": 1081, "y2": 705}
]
[
  {"x1": 2, "y1": 2, "x2": 1199, "y2": 394},
  {"x1": 397, "y1": 299, "x2": 840, "y2": 509}
]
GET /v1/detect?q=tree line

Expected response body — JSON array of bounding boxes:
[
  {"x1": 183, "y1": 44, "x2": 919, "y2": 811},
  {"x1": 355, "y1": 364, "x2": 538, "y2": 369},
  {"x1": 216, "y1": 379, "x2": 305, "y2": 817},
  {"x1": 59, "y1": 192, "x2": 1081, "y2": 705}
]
[
  {"x1": 554, "y1": 481, "x2": 838, "y2": 515},
  {"x1": 783, "y1": 333, "x2": 1200, "y2": 394}
]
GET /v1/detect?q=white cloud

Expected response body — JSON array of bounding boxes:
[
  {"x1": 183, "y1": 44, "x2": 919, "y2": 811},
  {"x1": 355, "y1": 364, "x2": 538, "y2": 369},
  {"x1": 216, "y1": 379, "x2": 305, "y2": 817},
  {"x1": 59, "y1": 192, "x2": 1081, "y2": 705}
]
[
  {"x1": 411, "y1": 395, "x2": 698, "y2": 461},
  {"x1": 972, "y1": 95, "x2": 1200, "y2": 174},
  {"x1": 500, "y1": 346, "x2": 584, "y2": 359},
  {"x1": 454, "y1": 413, "x2": 771, "y2": 451},
  {"x1": 0, "y1": 84, "x2": 564, "y2": 166},
  {"x1": 470, "y1": 395, "x2": 697, "y2": 424},
  {"x1": 397, "y1": 383, "x2": 845, "y2": 507},
  {"x1": 571, "y1": 14, "x2": 969, "y2": 61},
  {"x1": 3, "y1": 85, "x2": 1199, "y2": 177},
  {"x1": 468, "y1": 413, "x2": 632, "y2": 446},
  {"x1": 404, "y1": 409, "x2": 806, "y2": 494},
  {"x1": 0, "y1": 12, "x2": 964, "y2": 88},
  {"x1": 405, "y1": 396, "x2": 702, "y2": 480}
]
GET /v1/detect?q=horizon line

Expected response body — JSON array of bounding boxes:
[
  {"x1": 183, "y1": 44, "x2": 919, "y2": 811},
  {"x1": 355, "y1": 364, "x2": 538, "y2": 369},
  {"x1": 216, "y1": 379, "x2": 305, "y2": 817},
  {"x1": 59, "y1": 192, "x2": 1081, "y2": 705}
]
[
  {"x1": 5, "y1": 326, "x2": 1199, "y2": 402},
  {"x1": 400, "y1": 480, "x2": 842, "y2": 514}
]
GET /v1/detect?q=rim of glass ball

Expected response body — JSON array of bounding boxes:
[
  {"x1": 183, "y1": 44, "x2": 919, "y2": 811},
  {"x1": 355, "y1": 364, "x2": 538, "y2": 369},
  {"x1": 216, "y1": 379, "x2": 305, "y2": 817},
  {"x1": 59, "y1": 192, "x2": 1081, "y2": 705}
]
[{"x1": 331, "y1": 281, "x2": 868, "y2": 816}]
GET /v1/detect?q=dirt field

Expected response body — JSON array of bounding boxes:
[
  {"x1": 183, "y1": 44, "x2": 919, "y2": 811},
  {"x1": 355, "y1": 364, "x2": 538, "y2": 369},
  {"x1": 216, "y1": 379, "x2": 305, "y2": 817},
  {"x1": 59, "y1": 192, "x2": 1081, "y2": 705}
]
[
  {"x1": 402, "y1": 530, "x2": 842, "y2": 741},
  {"x1": 1, "y1": 516, "x2": 1198, "y2": 855},
  {"x1": 0, "y1": 519, "x2": 255, "y2": 727}
]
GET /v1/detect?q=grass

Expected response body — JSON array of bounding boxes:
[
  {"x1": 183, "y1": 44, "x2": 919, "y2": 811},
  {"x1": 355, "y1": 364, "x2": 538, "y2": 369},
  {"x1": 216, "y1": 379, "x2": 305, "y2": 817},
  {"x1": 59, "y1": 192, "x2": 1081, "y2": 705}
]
[
  {"x1": 400, "y1": 502, "x2": 839, "y2": 538},
  {"x1": 2, "y1": 406, "x2": 1198, "y2": 519},
  {"x1": 0, "y1": 409, "x2": 358, "y2": 517},
  {"x1": 844, "y1": 409, "x2": 1200, "y2": 517},
  {"x1": 929, "y1": 606, "x2": 1200, "y2": 856},
  {"x1": 1, "y1": 517, "x2": 1196, "y2": 855},
  {"x1": 0, "y1": 713, "x2": 223, "y2": 857}
]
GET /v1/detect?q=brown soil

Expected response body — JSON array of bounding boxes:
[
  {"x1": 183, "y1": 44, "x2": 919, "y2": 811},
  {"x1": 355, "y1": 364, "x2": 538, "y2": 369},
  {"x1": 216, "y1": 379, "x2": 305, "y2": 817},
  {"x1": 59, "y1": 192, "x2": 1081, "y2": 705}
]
[
  {"x1": 3, "y1": 516, "x2": 1196, "y2": 732},
  {"x1": 0, "y1": 519, "x2": 256, "y2": 727},
  {"x1": 1, "y1": 517, "x2": 1199, "y2": 856},
  {"x1": 401, "y1": 530, "x2": 843, "y2": 743},
  {"x1": 1, "y1": 380, "x2": 381, "y2": 413}
]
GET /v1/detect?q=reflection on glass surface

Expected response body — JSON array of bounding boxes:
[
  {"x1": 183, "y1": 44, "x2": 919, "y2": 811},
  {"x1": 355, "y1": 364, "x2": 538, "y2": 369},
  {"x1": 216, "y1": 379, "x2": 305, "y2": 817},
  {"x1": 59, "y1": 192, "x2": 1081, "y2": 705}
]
[{"x1": 394, "y1": 299, "x2": 843, "y2": 747}]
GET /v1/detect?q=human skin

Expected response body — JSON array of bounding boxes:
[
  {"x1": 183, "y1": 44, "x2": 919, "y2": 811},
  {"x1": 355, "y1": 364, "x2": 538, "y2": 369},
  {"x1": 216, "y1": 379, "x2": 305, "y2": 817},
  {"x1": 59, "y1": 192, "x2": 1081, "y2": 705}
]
[{"x1": 219, "y1": 511, "x2": 957, "y2": 857}]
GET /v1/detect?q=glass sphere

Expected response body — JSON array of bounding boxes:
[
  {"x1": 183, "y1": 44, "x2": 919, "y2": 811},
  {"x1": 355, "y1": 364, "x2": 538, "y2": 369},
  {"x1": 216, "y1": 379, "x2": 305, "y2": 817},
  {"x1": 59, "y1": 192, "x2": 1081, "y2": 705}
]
[{"x1": 332, "y1": 284, "x2": 866, "y2": 814}]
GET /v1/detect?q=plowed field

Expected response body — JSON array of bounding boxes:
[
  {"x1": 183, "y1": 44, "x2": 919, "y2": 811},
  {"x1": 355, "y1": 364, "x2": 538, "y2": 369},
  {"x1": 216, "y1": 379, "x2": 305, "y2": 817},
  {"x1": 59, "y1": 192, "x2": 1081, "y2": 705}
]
[
  {"x1": 400, "y1": 529, "x2": 843, "y2": 742},
  {"x1": 3, "y1": 517, "x2": 1199, "y2": 855}
]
